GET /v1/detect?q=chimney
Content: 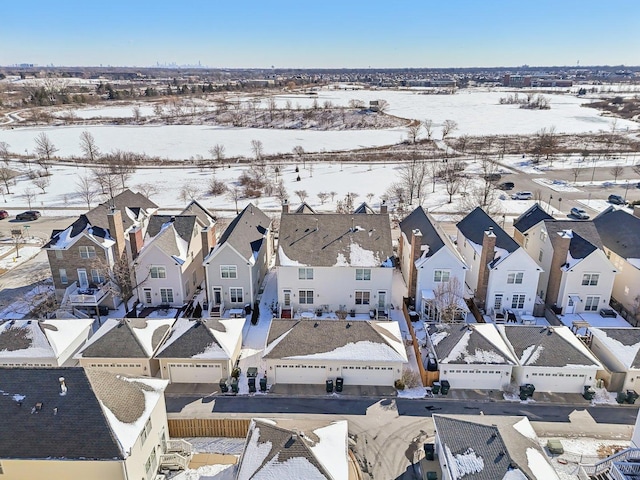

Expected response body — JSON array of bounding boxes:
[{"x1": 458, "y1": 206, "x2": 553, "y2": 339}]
[
  {"x1": 380, "y1": 200, "x2": 388, "y2": 214},
  {"x1": 282, "y1": 199, "x2": 289, "y2": 214},
  {"x1": 201, "y1": 224, "x2": 217, "y2": 263},
  {"x1": 107, "y1": 209, "x2": 126, "y2": 258},
  {"x1": 129, "y1": 227, "x2": 144, "y2": 260},
  {"x1": 170, "y1": 215, "x2": 176, "y2": 223},
  {"x1": 476, "y1": 227, "x2": 497, "y2": 310},
  {"x1": 409, "y1": 229, "x2": 423, "y2": 299},
  {"x1": 546, "y1": 229, "x2": 572, "y2": 307},
  {"x1": 634, "y1": 205, "x2": 640, "y2": 219},
  {"x1": 59, "y1": 377, "x2": 67, "y2": 396}
]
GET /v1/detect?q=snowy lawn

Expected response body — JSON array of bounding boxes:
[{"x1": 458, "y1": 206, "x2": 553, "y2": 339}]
[
  {"x1": 0, "y1": 246, "x2": 42, "y2": 271},
  {"x1": 558, "y1": 312, "x2": 631, "y2": 334}
]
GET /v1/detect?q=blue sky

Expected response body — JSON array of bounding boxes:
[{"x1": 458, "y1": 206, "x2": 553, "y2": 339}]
[{"x1": 2, "y1": 0, "x2": 639, "y2": 68}]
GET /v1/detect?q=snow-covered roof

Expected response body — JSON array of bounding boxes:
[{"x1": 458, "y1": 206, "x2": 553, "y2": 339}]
[
  {"x1": 428, "y1": 323, "x2": 517, "y2": 365},
  {"x1": 139, "y1": 215, "x2": 196, "y2": 265},
  {"x1": 589, "y1": 327, "x2": 640, "y2": 370},
  {"x1": 155, "y1": 318, "x2": 244, "y2": 360}
]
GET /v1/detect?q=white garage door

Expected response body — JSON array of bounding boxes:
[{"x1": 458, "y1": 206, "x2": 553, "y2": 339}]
[
  {"x1": 275, "y1": 364, "x2": 328, "y2": 384},
  {"x1": 441, "y1": 368, "x2": 507, "y2": 390},
  {"x1": 530, "y1": 371, "x2": 589, "y2": 393},
  {"x1": 168, "y1": 363, "x2": 222, "y2": 383},
  {"x1": 340, "y1": 365, "x2": 395, "y2": 386}
]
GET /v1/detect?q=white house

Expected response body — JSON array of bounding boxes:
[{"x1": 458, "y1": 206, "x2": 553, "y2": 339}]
[
  {"x1": 514, "y1": 204, "x2": 617, "y2": 315},
  {"x1": 588, "y1": 327, "x2": 640, "y2": 393},
  {"x1": 399, "y1": 206, "x2": 468, "y2": 322},
  {"x1": 75, "y1": 318, "x2": 175, "y2": 377},
  {"x1": 594, "y1": 207, "x2": 640, "y2": 316},
  {"x1": 457, "y1": 207, "x2": 542, "y2": 315},
  {"x1": 154, "y1": 317, "x2": 245, "y2": 383},
  {"x1": 427, "y1": 323, "x2": 517, "y2": 390},
  {"x1": 203, "y1": 203, "x2": 273, "y2": 316},
  {"x1": 277, "y1": 207, "x2": 394, "y2": 318},
  {"x1": 0, "y1": 319, "x2": 94, "y2": 367},
  {"x1": 433, "y1": 415, "x2": 559, "y2": 480},
  {"x1": 263, "y1": 319, "x2": 407, "y2": 386},
  {"x1": 498, "y1": 325, "x2": 602, "y2": 393}
]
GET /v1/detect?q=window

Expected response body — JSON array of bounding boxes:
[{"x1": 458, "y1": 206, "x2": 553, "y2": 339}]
[
  {"x1": 511, "y1": 294, "x2": 525, "y2": 309},
  {"x1": 59, "y1": 268, "x2": 68, "y2": 285},
  {"x1": 299, "y1": 290, "x2": 314, "y2": 304},
  {"x1": 538, "y1": 249, "x2": 544, "y2": 262},
  {"x1": 140, "y1": 418, "x2": 153, "y2": 445},
  {"x1": 355, "y1": 291, "x2": 370, "y2": 305},
  {"x1": 356, "y1": 268, "x2": 371, "y2": 281},
  {"x1": 298, "y1": 268, "x2": 314, "y2": 280},
  {"x1": 229, "y1": 287, "x2": 243, "y2": 303},
  {"x1": 145, "y1": 447, "x2": 157, "y2": 478},
  {"x1": 220, "y1": 265, "x2": 237, "y2": 279},
  {"x1": 434, "y1": 270, "x2": 450, "y2": 283},
  {"x1": 160, "y1": 288, "x2": 174, "y2": 304},
  {"x1": 582, "y1": 273, "x2": 600, "y2": 286},
  {"x1": 150, "y1": 266, "x2": 166, "y2": 279},
  {"x1": 507, "y1": 272, "x2": 524, "y2": 284},
  {"x1": 524, "y1": 237, "x2": 529, "y2": 248},
  {"x1": 540, "y1": 230, "x2": 547, "y2": 242},
  {"x1": 54, "y1": 250, "x2": 63, "y2": 259},
  {"x1": 79, "y1": 245, "x2": 96, "y2": 259},
  {"x1": 585, "y1": 296, "x2": 600, "y2": 311},
  {"x1": 90, "y1": 269, "x2": 105, "y2": 284}
]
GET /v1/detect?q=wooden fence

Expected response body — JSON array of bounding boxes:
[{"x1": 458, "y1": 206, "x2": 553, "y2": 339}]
[
  {"x1": 402, "y1": 302, "x2": 428, "y2": 387},
  {"x1": 168, "y1": 418, "x2": 250, "y2": 438}
]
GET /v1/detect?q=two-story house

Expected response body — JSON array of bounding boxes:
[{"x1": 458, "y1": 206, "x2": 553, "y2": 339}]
[
  {"x1": 514, "y1": 204, "x2": 617, "y2": 315},
  {"x1": 203, "y1": 203, "x2": 273, "y2": 316},
  {"x1": 399, "y1": 206, "x2": 469, "y2": 322},
  {"x1": 594, "y1": 207, "x2": 640, "y2": 316},
  {"x1": 45, "y1": 189, "x2": 158, "y2": 314},
  {"x1": 277, "y1": 204, "x2": 394, "y2": 317},
  {"x1": 457, "y1": 207, "x2": 541, "y2": 315}
]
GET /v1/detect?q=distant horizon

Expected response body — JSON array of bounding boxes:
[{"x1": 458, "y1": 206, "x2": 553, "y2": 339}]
[{"x1": 2, "y1": 0, "x2": 639, "y2": 69}]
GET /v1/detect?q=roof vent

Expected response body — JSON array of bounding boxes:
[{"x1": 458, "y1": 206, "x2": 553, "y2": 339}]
[
  {"x1": 314, "y1": 322, "x2": 319, "y2": 328},
  {"x1": 53, "y1": 407, "x2": 58, "y2": 416},
  {"x1": 346, "y1": 322, "x2": 352, "y2": 328},
  {"x1": 170, "y1": 216, "x2": 176, "y2": 223},
  {"x1": 59, "y1": 377, "x2": 67, "y2": 396}
]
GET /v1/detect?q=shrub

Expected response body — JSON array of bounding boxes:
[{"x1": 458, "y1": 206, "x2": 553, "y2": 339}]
[
  {"x1": 401, "y1": 369, "x2": 422, "y2": 389},
  {"x1": 394, "y1": 379, "x2": 405, "y2": 390}
]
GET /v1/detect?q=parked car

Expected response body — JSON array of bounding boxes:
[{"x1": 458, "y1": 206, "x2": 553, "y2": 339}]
[
  {"x1": 570, "y1": 207, "x2": 590, "y2": 219},
  {"x1": 483, "y1": 173, "x2": 501, "y2": 182},
  {"x1": 511, "y1": 191, "x2": 533, "y2": 200},
  {"x1": 0, "y1": 210, "x2": 8, "y2": 220},
  {"x1": 16, "y1": 210, "x2": 41, "y2": 221},
  {"x1": 498, "y1": 181, "x2": 515, "y2": 191},
  {"x1": 608, "y1": 194, "x2": 626, "y2": 205}
]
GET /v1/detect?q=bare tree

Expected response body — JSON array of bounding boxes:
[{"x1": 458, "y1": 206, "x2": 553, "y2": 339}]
[
  {"x1": 366, "y1": 192, "x2": 375, "y2": 203},
  {"x1": 106, "y1": 150, "x2": 138, "y2": 189},
  {"x1": 132, "y1": 105, "x2": 142, "y2": 123},
  {"x1": 294, "y1": 190, "x2": 308, "y2": 202},
  {"x1": 441, "y1": 119, "x2": 458, "y2": 140},
  {"x1": 79, "y1": 130, "x2": 100, "y2": 163},
  {"x1": 0, "y1": 141, "x2": 10, "y2": 165},
  {"x1": 92, "y1": 165, "x2": 120, "y2": 201},
  {"x1": 317, "y1": 192, "x2": 329, "y2": 204},
  {"x1": 34, "y1": 132, "x2": 58, "y2": 174},
  {"x1": 32, "y1": 174, "x2": 51, "y2": 193},
  {"x1": 207, "y1": 175, "x2": 227, "y2": 196},
  {"x1": 433, "y1": 277, "x2": 465, "y2": 323},
  {"x1": 376, "y1": 99, "x2": 389, "y2": 113},
  {"x1": 292, "y1": 145, "x2": 305, "y2": 167},
  {"x1": 329, "y1": 191, "x2": 337, "y2": 202},
  {"x1": 0, "y1": 167, "x2": 16, "y2": 194},
  {"x1": 227, "y1": 186, "x2": 242, "y2": 214},
  {"x1": 478, "y1": 156, "x2": 500, "y2": 208},
  {"x1": 209, "y1": 144, "x2": 226, "y2": 165},
  {"x1": 442, "y1": 165, "x2": 461, "y2": 203},
  {"x1": 90, "y1": 254, "x2": 137, "y2": 315},
  {"x1": 610, "y1": 166, "x2": 624, "y2": 183},
  {"x1": 423, "y1": 119, "x2": 434, "y2": 140},
  {"x1": 397, "y1": 155, "x2": 428, "y2": 204},
  {"x1": 250, "y1": 139, "x2": 264, "y2": 163},
  {"x1": 571, "y1": 166, "x2": 583, "y2": 184},
  {"x1": 406, "y1": 123, "x2": 421, "y2": 144},
  {"x1": 75, "y1": 175, "x2": 97, "y2": 209},
  {"x1": 179, "y1": 183, "x2": 200, "y2": 204},
  {"x1": 23, "y1": 188, "x2": 36, "y2": 210}
]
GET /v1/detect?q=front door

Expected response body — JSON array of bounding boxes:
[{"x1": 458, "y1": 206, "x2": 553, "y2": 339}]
[
  {"x1": 566, "y1": 296, "x2": 576, "y2": 314},
  {"x1": 143, "y1": 288, "x2": 152, "y2": 305},
  {"x1": 213, "y1": 287, "x2": 222, "y2": 305},
  {"x1": 283, "y1": 289, "x2": 291, "y2": 307},
  {"x1": 377, "y1": 291, "x2": 386, "y2": 310},
  {"x1": 77, "y1": 269, "x2": 89, "y2": 289}
]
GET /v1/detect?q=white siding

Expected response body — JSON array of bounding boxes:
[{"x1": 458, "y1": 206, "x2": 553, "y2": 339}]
[
  {"x1": 267, "y1": 359, "x2": 400, "y2": 386},
  {"x1": 512, "y1": 366, "x2": 597, "y2": 393},
  {"x1": 415, "y1": 247, "x2": 467, "y2": 315},
  {"x1": 134, "y1": 245, "x2": 185, "y2": 307},
  {"x1": 606, "y1": 249, "x2": 640, "y2": 312},
  {"x1": 557, "y1": 250, "x2": 616, "y2": 313},
  {"x1": 205, "y1": 244, "x2": 256, "y2": 307},
  {"x1": 439, "y1": 365, "x2": 512, "y2": 390},
  {"x1": 486, "y1": 249, "x2": 541, "y2": 315}
]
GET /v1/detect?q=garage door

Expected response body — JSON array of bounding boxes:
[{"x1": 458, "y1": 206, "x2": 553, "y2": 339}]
[
  {"x1": 529, "y1": 371, "x2": 589, "y2": 393},
  {"x1": 168, "y1": 363, "x2": 222, "y2": 383},
  {"x1": 340, "y1": 366, "x2": 395, "y2": 386},
  {"x1": 275, "y1": 364, "x2": 328, "y2": 384},
  {"x1": 441, "y1": 369, "x2": 506, "y2": 390}
]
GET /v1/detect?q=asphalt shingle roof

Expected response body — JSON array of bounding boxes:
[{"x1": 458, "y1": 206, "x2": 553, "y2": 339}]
[
  {"x1": 155, "y1": 318, "x2": 230, "y2": 359},
  {"x1": 278, "y1": 213, "x2": 393, "y2": 267},
  {"x1": 399, "y1": 206, "x2": 445, "y2": 258},
  {"x1": 0, "y1": 368, "x2": 123, "y2": 460},
  {"x1": 85, "y1": 189, "x2": 158, "y2": 232},
  {"x1": 428, "y1": 324, "x2": 515, "y2": 365},
  {"x1": 213, "y1": 203, "x2": 271, "y2": 262},
  {"x1": 594, "y1": 207, "x2": 640, "y2": 260},
  {"x1": 180, "y1": 200, "x2": 216, "y2": 228},
  {"x1": 513, "y1": 203, "x2": 554, "y2": 233},
  {"x1": 544, "y1": 220, "x2": 602, "y2": 260},
  {"x1": 79, "y1": 319, "x2": 171, "y2": 358},
  {"x1": 457, "y1": 207, "x2": 519, "y2": 255}
]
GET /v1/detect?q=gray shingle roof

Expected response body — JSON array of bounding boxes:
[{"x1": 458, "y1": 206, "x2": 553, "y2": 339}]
[
  {"x1": 181, "y1": 200, "x2": 216, "y2": 228},
  {"x1": 278, "y1": 213, "x2": 393, "y2": 267},
  {"x1": 263, "y1": 319, "x2": 405, "y2": 361},
  {"x1": 433, "y1": 415, "x2": 547, "y2": 480},
  {"x1": 155, "y1": 318, "x2": 230, "y2": 359},
  {"x1": 399, "y1": 206, "x2": 445, "y2": 258},
  {"x1": 457, "y1": 207, "x2": 519, "y2": 255},
  {"x1": 294, "y1": 202, "x2": 317, "y2": 214},
  {"x1": 513, "y1": 203, "x2": 554, "y2": 233},
  {"x1": 544, "y1": 220, "x2": 602, "y2": 260},
  {"x1": 590, "y1": 328, "x2": 640, "y2": 369},
  {"x1": 500, "y1": 325, "x2": 598, "y2": 367},
  {"x1": 211, "y1": 203, "x2": 271, "y2": 262},
  {"x1": 79, "y1": 319, "x2": 171, "y2": 359},
  {"x1": 85, "y1": 189, "x2": 158, "y2": 232},
  {"x1": 0, "y1": 368, "x2": 123, "y2": 460},
  {"x1": 353, "y1": 202, "x2": 375, "y2": 214},
  {"x1": 594, "y1": 207, "x2": 640, "y2": 260},
  {"x1": 237, "y1": 419, "x2": 333, "y2": 480},
  {"x1": 44, "y1": 215, "x2": 112, "y2": 249},
  {"x1": 428, "y1": 324, "x2": 515, "y2": 365}
]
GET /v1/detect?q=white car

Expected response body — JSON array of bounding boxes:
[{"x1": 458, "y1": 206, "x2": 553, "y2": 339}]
[{"x1": 511, "y1": 191, "x2": 533, "y2": 200}]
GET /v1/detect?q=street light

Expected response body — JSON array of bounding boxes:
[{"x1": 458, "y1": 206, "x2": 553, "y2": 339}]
[
  {"x1": 558, "y1": 197, "x2": 563, "y2": 212},
  {"x1": 549, "y1": 195, "x2": 553, "y2": 213},
  {"x1": 625, "y1": 180, "x2": 630, "y2": 203}
]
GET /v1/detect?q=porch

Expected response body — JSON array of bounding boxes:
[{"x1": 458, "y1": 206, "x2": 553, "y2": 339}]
[{"x1": 63, "y1": 282, "x2": 112, "y2": 306}]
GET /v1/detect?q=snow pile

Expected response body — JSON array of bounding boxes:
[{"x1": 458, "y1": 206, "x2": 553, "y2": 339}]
[
  {"x1": 236, "y1": 426, "x2": 272, "y2": 480},
  {"x1": 131, "y1": 318, "x2": 175, "y2": 357},
  {"x1": 349, "y1": 242, "x2": 379, "y2": 267},
  {"x1": 446, "y1": 446, "x2": 484, "y2": 479},
  {"x1": 430, "y1": 329, "x2": 449, "y2": 347},
  {"x1": 513, "y1": 418, "x2": 538, "y2": 441},
  {"x1": 278, "y1": 245, "x2": 307, "y2": 266},
  {"x1": 287, "y1": 340, "x2": 407, "y2": 362},
  {"x1": 442, "y1": 330, "x2": 471, "y2": 363},
  {"x1": 334, "y1": 252, "x2": 348, "y2": 267},
  {"x1": 526, "y1": 447, "x2": 559, "y2": 479},
  {"x1": 520, "y1": 344, "x2": 544, "y2": 365},
  {"x1": 181, "y1": 463, "x2": 236, "y2": 480},
  {"x1": 309, "y1": 421, "x2": 348, "y2": 480},
  {"x1": 464, "y1": 349, "x2": 506, "y2": 364}
]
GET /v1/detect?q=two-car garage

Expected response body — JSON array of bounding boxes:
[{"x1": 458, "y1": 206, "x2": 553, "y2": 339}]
[
  {"x1": 271, "y1": 361, "x2": 398, "y2": 386},
  {"x1": 166, "y1": 362, "x2": 225, "y2": 383}
]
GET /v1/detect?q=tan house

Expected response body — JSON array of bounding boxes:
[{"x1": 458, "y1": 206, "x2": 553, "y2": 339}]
[
  {"x1": 0, "y1": 368, "x2": 177, "y2": 480},
  {"x1": 75, "y1": 318, "x2": 175, "y2": 376},
  {"x1": 0, "y1": 319, "x2": 93, "y2": 367},
  {"x1": 155, "y1": 317, "x2": 245, "y2": 383}
]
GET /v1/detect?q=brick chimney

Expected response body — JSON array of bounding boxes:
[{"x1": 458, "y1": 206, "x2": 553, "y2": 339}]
[
  {"x1": 201, "y1": 224, "x2": 217, "y2": 262},
  {"x1": 546, "y1": 229, "x2": 572, "y2": 307},
  {"x1": 476, "y1": 227, "x2": 496, "y2": 310},
  {"x1": 107, "y1": 209, "x2": 126, "y2": 258},
  {"x1": 409, "y1": 229, "x2": 423, "y2": 299},
  {"x1": 282, "y1": 199, "x2": 289, "y2": 214},
  {"x1": 380, "y1": 200, "x2": 388, "y2": 214},
  {"x1": 634, "y1": 205, "x2": 640, "y2": 219},
  {"x1": 129, "y1": 227, "x2": 144, "y2": 260}
]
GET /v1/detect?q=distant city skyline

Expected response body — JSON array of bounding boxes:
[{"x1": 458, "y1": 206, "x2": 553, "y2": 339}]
[{"x1": 2, "y1": 0, "x2": 639, "y2": 69}]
